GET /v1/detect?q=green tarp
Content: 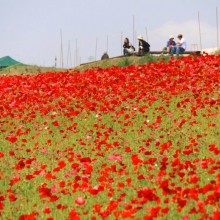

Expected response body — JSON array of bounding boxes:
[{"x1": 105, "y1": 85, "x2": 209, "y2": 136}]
[{"x1": 0, "y1": 56, "x2": 23, "y2": 68}]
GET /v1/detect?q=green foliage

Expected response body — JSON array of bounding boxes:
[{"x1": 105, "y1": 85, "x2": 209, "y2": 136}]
[
  {"x1": 0, "y1": 56, "x2": 219, "y2": 219},
  {"x1": 214, "y1": 48, "x2": 220, "y2": 55},
  {"x1": 0, "y1": 65, "x2": 65, "y2": 75},
  {"x1": 116, "y1": 57, "x2": 131, "y2": 67},
  {"x1": 138, "y1": 54, "x2": 170, "y2": 65},
  {"x1": 138, "y1": 53, "x2": 155, "y2": 64},
  {"x1": 0, "y1": 92, "x2": 219, "y2": 219}
]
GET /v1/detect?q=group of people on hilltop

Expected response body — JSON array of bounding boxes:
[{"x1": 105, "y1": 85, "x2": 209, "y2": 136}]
[
  {"x1": 122, "y1": 33, "x2": 186, "y2": 56},
  {"x1": 101, "y1": 33, "x2": 186, "y2": 59},
  {"x1": 123, "y1": 35, "x2": 150, "y2": 56},
  {"x1": 162, "y1": 34, "x2": 186, "y2": 56}
]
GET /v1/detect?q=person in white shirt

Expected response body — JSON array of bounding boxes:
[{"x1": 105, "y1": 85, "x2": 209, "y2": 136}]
[
  {"x1": 170, "y1": 34, "x2": 186, "y2": 56},
  {"x1": 123, "y1": 38, "x2": 135, "y2": 56}
]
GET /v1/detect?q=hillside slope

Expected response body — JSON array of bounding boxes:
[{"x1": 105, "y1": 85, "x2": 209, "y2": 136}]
[{"x1": 0, "y1": 48, "x2": 219, "y2": 75}]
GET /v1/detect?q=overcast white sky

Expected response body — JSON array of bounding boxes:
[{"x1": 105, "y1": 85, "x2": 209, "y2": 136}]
[{"x1": 0, "y1": 0, "x2": 220, "y2": 68}]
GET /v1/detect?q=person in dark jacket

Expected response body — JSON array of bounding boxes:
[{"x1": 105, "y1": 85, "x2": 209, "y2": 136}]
[
  {"x1": 101, "y1": 52, "x2": 109, "y2": 60},
  {"x1": 137, "y1": 35, "x2": 150, "y2": 55}
]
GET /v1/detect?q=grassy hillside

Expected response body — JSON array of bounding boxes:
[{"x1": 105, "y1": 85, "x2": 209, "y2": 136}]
[
  {"x1": 0, "y1": 54, "x2": 219, "y2": 219},
  {"x1": 75, "y1": 54, "x2": 170, "y2": 72},
  {"x1": 0, "y1": 64, "x2": 66, "y2": 76},
  {"x1": 1, "y1": 49, "x2": 220, "y2": 75},
  {"x1": 0, "y1": 54, "x2": 170, "y2": 75}
]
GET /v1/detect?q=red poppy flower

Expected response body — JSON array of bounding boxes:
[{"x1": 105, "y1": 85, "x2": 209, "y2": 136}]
[
  {"x1": 0, "y1": 152, "x2": 4, "y2": 158},
  {"x1": 75, "y1": 196, "x2": 85, "y2": 205}
]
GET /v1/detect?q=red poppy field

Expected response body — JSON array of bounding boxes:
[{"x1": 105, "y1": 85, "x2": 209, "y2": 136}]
[{"x1": 0, "y1": 54, "x2": 219, "y2": 220}]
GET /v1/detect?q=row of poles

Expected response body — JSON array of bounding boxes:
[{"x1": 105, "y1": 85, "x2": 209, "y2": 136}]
[
  {"x1": 198, "y1": 7, "x2": 219, "y2": 50},
  {"x1": 58, "y1": 27, "x2": 149, "y2": 69},
  {"x1": 59, "y1": 31, "x2": 80, "y2": 68},
  {"x1": 58, "y1": 7, "x2": 219, "y2": 69}
]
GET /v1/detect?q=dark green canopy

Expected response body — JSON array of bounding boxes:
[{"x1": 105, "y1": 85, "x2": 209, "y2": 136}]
[{"x1": 0, "y1": 56, "x2": 23, "y2": 68}]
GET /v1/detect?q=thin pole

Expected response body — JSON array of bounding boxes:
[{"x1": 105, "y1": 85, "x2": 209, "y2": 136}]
[
  {"x1": 145, "y1": 27, "x2": 149, "y2": 42},
  {"x1": 106, "y1": 35, "x2": 109, "y2": 52},
  {"x1": 95, "y1": 38, "x2": 98, "y2": 61},
  {"x1": 135, "y1": 31, "x2": 137, "y2": 49},
  {"x1": 60, "y1": 29, "x2": 63, "y2": 68},
  {"x1": 216, "y1": 7, "x2": 219, "y2": 48},
  {"x1": 69, "y1": 42, "x2": 72, "y2": 67},
  {"x1": 75, "y1": 39, "x2": 78, "y2": 67},
  {"x1": 121, "y1": 32, "x2": 123, "y2": 55},
  {"x1": 73, "y1": 50, "x2": 75, "y2": 67},
  {"x1": 198, "y1": 11, "x2": 202, "y2": 50},
  {"x1": 67, "y1": 40, "x2": 70, "y2": 68},
  {"x1": 133, "y1": 15, "x2": 135, "y2": 46},
  {"x1": 55, "y1": 56, "x2": 57, "y2": 68},
  {"x1": 66, "y1": 40, "x2": 72, "y2": 68}
]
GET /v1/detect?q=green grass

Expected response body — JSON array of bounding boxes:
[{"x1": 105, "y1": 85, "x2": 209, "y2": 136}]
[
  {"x1": 0, "y1": 54, "x2": 219, "y2": 219},
  {"x1": 0, "y1": 64, "x2": 66, "y2": 75},
  {"x1": 76, "y1": 54, "x2": 171, "y2": 71},
  {"x1": 0, "y1": 92, "x2": 219, "y2": 219}
]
